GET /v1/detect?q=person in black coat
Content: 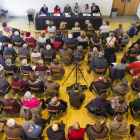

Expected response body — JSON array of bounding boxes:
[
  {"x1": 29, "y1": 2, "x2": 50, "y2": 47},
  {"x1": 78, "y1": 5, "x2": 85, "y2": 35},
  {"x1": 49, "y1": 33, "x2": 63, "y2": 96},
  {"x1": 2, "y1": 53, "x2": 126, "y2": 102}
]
[
  {"x1": 12, "y1": 31, "x2": 25, "y2": 47},
  {"x1": 47, "y1": 121, "x2": 66, "y2": 140},
  {"x1": 39, "y1": 4, "x2": 48, "y2": 14},
  {"x1": 91, "y1": 3, "x2": 100, "y2": 13},
  {"x1": 104, "y1": 42, "x2": 116, "y2": 55},
  {"x1": 87, "y1": 52, "x2": 108, "y2": 74},
  {"x1": 42, "y1": 45, "x2": 56, "y2": 61}
]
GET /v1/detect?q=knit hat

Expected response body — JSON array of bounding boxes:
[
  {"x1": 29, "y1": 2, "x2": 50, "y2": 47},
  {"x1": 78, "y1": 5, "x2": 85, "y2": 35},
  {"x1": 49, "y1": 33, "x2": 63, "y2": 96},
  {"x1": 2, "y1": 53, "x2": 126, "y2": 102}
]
[
  {"x1": 26, "y1": 32, "x2": 31, "y2": 37},
  {"x1": 122, "y1": 78, "x2": 128, "y2": 85},
  {"x1": 68, "y1": 33, "x2": 73, "y2": 39},
  {"x1": 23, "y1": 121, "x2": 31, "y2": 131}
]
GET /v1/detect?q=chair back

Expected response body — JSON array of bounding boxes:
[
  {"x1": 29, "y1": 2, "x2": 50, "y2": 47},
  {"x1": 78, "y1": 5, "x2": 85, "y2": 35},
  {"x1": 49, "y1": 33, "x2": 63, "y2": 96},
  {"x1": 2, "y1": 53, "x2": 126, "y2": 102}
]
[
  {"x1": 51, "y1": 69, "x2": 61, "y2": 73},
  {"x1": 34, "y1": 31, "x2": 41, "y2": 38},
  {"x1": 95, "y1": 137, "x2": 109, "y2": 140},
  {"x1": 130, "y1": 54, "x2": 138, "y2": 57},
  {"x1": 20, "y1": 30, "x2": 27, "y2": 37},
  {"x1": 47, "y1": 108, "x2": 59, "y2": 115},
  {"x1": 11, "y1": 86, "x2": 20, "y2": 90},
  {"x1": 92, "y1": 56, "x2": 98, "y2": 59},
  {"x1": 95, "y1": 69, "x2": 105, "y2": 73},
  {"x1": 118, "y1": 92, "x2": 127, "y2": 95},
  {"x1": 21, "y1": 70, "x2": 30, "y2": 74},
  {"x1": 30, "y1": 87, "x2": 39, "y2": 91},
  {"x1": 121, "y1": 43, "x2": 127, "y2": 46},
  {"x1": 100, "y1": 89, "x2": 108, "y2": 92},
  {"x1": 19, "y1": 55, "x2": 27, "y2": 58},
  {"x1": 44, "y1": 56, "x2": 53, "y2": 59},
  {"x1": 26, "y1": 42, "x2": 34, "y2": 45},
  {"x1": 114, "y1": 110, "x2": 126, "y2": 113},
  {"x1": 7, "y1": 136, "x2": 21, "y2": 140},
  {"x1": 3, "y1": 42, "x2": 9, "y2": 45},
  {"x1": 46, "y1": 89, "x2": 57, "y2": 93},
  {"x1": 117, "y1": 32, "x2": 122, "y2": 35},
  {"x1": 15, "y1": 42, "x2": 22, "y2": 45},
  {"x1": 78, "y1": 41, "x2": 88, "y2": 49},
  {"x1": 4, "y1": 55, "x2": 12, "y2": 58},
  {"x1": 61, "y1": 55, "x2": 70, "y2": 59},
  {"x1": 68, "y1": 44, "x2": 76, "y2": 48},
  {"x1": 32, "y1": 56, "x2": 40, "y2": 60},
  {"x1": 28, "y1": 14, "x2": 34, "y2": 22},
  {"x1": 48, "y1": 32, "x2": 55, "y2": 35}
]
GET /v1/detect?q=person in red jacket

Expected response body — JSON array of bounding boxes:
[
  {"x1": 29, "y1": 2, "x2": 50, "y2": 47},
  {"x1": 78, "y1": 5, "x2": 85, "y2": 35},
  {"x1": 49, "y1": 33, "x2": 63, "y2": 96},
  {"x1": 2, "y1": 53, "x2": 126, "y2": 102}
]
[
  {"x1": 128, "y1": 61, "x2": 140, "y2": 75},
  {"x1": 68, "y1": 122, "x2": 85, "y2": 140},
  {"x1": 11, "y1": 74, "x2": 26, "y2": 93},
  {"x1": 54, "y1": 5, "x2": 61, "y2": 13}
]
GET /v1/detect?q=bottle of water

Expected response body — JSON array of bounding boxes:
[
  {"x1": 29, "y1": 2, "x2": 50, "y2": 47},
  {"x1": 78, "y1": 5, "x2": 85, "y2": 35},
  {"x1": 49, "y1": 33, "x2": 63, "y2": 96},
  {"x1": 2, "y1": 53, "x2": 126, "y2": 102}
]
[
  {"x1": 95, "y1": 13, "x2": 97, "y2": 17},
  {"x1": 76, "y1": 14, "x2": 78, "y2": 17},
  {"x1": 63, "y1": 12, "x2": 65, "y2": 16},
  {"x1": 50, "y1": 12, "x2": 51, "y2": 16}
]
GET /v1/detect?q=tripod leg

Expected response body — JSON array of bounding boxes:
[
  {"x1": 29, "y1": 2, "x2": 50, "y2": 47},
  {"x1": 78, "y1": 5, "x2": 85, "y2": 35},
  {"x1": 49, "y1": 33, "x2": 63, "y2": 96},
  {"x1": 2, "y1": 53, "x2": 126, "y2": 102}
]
[
  {"x1": 78, "y1": 68, "x2": 89, "y2": 86},
  {"x1": 62, "y1": 65, "x2": 76, "y2": 86}
]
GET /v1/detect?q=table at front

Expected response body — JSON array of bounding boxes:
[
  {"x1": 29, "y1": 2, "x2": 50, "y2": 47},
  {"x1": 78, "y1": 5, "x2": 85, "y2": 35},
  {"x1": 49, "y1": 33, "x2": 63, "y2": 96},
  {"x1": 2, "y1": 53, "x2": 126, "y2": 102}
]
[{"x1": 35, "y1": 13, "x2": 103, "y2": 30}]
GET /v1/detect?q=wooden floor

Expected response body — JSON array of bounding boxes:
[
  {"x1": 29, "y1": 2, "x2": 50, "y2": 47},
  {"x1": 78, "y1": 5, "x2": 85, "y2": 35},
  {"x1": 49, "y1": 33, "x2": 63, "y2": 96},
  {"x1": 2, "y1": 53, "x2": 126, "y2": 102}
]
[{"x1": 0, "y1": 22, "x2": 139, "y2": 140}]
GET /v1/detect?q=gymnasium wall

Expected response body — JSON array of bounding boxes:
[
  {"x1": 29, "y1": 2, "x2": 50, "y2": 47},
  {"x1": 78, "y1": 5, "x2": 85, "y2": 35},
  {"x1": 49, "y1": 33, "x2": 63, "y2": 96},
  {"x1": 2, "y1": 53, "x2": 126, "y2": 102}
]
[
  {"x1": 1, "y1": 0, "x2": 113, "y2": 17},
  {"x1": 137, "y1": 2, "x2": 140, "y2": 19}
]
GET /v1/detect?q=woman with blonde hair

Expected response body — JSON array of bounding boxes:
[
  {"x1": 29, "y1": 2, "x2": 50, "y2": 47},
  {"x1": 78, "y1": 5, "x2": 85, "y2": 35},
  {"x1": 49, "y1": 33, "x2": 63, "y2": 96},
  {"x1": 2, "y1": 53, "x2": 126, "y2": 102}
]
[
  {"x1": 59, "y1": 22, "x2": 67, "y2": 30},
  {"x1": 72, "y1": 22, "x2": 81, "y2": 32},
  {"x1": 77, "y1": 32, "x2": 89, "y2": 42},
  {"x1": 85, "y1": 23, "x2": 95, "y2": 38},
  {"x1": 68, "y1": 122, "x2": 85, "y2": 140}
]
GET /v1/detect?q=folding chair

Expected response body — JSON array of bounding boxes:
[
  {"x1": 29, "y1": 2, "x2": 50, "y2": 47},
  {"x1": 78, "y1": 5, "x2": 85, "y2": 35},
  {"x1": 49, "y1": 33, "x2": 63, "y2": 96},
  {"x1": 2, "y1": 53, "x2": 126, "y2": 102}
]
[
  {"x1": 14, "y1": 42, "x2": 22, "y2": 48},
  {"x1": 44, "y1": 56, "x2": 53, "y2": 64},
  {"x1": 117, "y1": 32, "x2": 122, "y2": 36},
  {"x1": 114, "y1": 109, "x2": 127, "y2": 116},
  {"x1": 132, "y1": 108, "x2": 140, "y2": 118},
  {"x1": 18, "y1": 55, "x2": 27, "y2": 64},
  {"x1": 93, "y1": 68, "x2": 106, "y2": 77},
  {"x1": 61, "y1": 55, "x2": 71, "y2": 65},
  {"x1": 130, "y1": 54, "x2": 138, "y2": 58},
  {"x1": 20, "y1": 30, "x2": 27, "y2": 38},
  {"x1": 73, "y1": 32, "x2": 80, "y2": 38},
  {"x1": 51, "y1": 69, "x2": 61, "y2": 77},
  {"x1": 32, "y1": 56, "x2": 40, "y2": 64},
  {"x1": 68, "y1": 44, "x2": 76, "y2": 49},
  {"x1": 0, "y1": 86, "x2": 10, "y2": 96},
  {"x1": 46, "y1": 104, "x2": 59, "y2": 117},
  {"x1": 5, "y1": 70, "x2": 14, "y2": 77},
  {"x1": 117, "y1": 92, "x2": 128, "y2": 96},
  {"x1": 2, "y1": 106, "x2": 16, "y2": 118},
  {"x1": 3, "y1": 42, "x2": 9, "y2": 48},
  {"x1": 45, "y1": 88, "x2": 58, "y2": 97},
  {"x1": 34, "y1": 31, "x2": 41, "y2": 39},
  {"x1": 30, "y1": 86, "x2": 39, "y2": 94},
  {"x1": 93, "y1": 85, "x2": 108, "y2": 95},
  {"x1": 11, "y1": 86, "x2": 25, "y2": 94},
  {"x1": 85, "y1": 31, "x2": 94, "y2": 39},
  {"x1": 20, "y1": 70, "x2": 31, "y2": 78},
  {"x1": 5, "y1": 32, "x2": 11, "y2": 37},
  {"x1": 48, "y1": 32, "x2": 56, "y2": 38},
  {"x1": 118, "y1": 43, "x2": 128, "y2": 52},
  {"x1": 95, "y1": 137, "x2": 109, "y2": 140},
  {"x1": 28, "y1": 14, "x2": 35, "y2": 28},
  {"x1": 7, "y1": 136, "x2": 21, "y2": 140}
]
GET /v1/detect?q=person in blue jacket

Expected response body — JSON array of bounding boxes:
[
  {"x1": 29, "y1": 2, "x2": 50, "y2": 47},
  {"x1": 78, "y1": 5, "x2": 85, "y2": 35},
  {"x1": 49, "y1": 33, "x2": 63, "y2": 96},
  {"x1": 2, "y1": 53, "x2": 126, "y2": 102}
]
[
  {"x1": 128, "y1": 23, "x2": 136, "y2": 37},
  {"x1": 39, "y1": 4, "x2": 48, "y2": 14}
]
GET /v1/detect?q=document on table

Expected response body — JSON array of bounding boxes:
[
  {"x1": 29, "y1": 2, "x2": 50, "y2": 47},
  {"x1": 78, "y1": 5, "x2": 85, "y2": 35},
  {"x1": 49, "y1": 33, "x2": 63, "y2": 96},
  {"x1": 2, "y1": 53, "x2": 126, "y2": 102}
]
[
  {"x1": 93, "y1": 13, "x2": 100, "y2": 16},
  {"x1": 40, "y1": 14, "x2": 46, "y2": 16},
  {"x1": 83, "y1": 14, "x2": 91, "y2": 16},
  {"x1": 65, "y1": 15, "x2": 71, "y2": 17},
  {"x1": 111, "y1": 63, "x2": 117, "y2": 66},
  {"x1": 54, "y1": 13, "x2": 60, "y2": 16}
]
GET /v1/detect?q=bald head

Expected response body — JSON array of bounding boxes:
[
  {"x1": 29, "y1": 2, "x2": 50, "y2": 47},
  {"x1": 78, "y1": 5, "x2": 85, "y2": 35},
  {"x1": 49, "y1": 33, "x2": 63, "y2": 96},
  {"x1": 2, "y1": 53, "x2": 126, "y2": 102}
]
[
  {"x1": 52, "y1": 123, "x2": 59, "y2": 131},
  {"x1": 109, "y1": 41, "x2": 114, "y2": 48},
  {"x1": 8, "y1": 44, "x2": 13, "y2": 48}
]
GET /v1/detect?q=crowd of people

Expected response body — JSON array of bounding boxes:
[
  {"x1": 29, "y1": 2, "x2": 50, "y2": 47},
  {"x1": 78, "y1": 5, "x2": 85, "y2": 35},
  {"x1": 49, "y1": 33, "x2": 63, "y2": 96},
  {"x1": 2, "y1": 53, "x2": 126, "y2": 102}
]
[{"x1": 0, "y1": 6, "x2": 140, "y2": 139}]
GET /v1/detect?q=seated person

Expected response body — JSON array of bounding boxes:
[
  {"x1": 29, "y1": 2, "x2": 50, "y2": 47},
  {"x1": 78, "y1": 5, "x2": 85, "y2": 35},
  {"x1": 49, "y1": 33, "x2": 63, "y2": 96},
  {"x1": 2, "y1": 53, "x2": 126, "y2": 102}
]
[
  {"x1": 65, "y1": 33, "x2": 77, "y2": 50},
  {"x1": 85, "y1": 93, "x2": 110, "y2": 116},
  {"x1": 0, "y1": 7, "x2": 8, "y2": 18},
  {"x1": 0, "y1": 31, "x2": 12, "y2": 51},
  {"x1": 22, "y1": 91, "x2": 45, "y2": 109},
  {"x1": 53, "y1": 31, "x2": 63, "y2": 42},
  {"x1": 35, "y1": 59, "x2": 49, "y2": 72},
  {"x1": 77, "y1": 31, "x2": 89, "y2": 43},
  {"x1": 44, "y1": 76, "x2": 60, "y2": 97},
  {"x1": 73, "y1": 3, "x2": 80, "y2": 14},
  {"x1": 87, "y1": 52, "x2": 108, "y2": 74},
  {"x1": 110, "y1": 95, "x2": 128, "y2": 111},
  {"x1": 47, "y1": 21, "x2": 57, "y2": 38},
  {"x1": 59, "y1": 44, "x2": 72, "y2": 64},
  {"x1": 109, "y1": 114, "x2": 128, "y2": 138},
  {"x1": 50, "y1": 58, "x2": 65, "y2": 77},
  {"x1": 20, "y1": 59, "x2": 32, "y2": 76},
  {"x1": 4, "y1": 58, "x2": 19, "y2": 75},
  {"x1": 99, "y1": 21, "x2": 111, "y2": 34},
  {"x1": 131, "y1": 76, "x2": 140, "y2": 91},
  {"x1": 47, "y1": 121, "x2": 66, "y2": 140},
  {"x1": 84, "y1": 23, "x2": 95, "y2": 38},
  {"x1": 128, "y1": 60, "x2": 140, "y2": 75},
  {"x1": 85, "y1": 118, "x2": 109, "y2": 140},
  {"x1": 114, "y1": 24, "x2": 124, "y2": 34},
  {"x1": 91, "y1": 3, "x2": 100, "y2": 13},
  {"x1": 3, "y1": 118, "x2": 24, "y2": 138},
  {"x1": 42, "y1": 45, "x2": 56, "y2": 61},
  {"x1": 127, "y1": 22, "x2": 136, "y2": 37},
  {"x1": 12, "y1": 31, "x2": 25, "y2": 47},
  {"x1": 112, "y1": 57, "x2": 128, "y2": 70},
  {"x1": 82, "y1": 4, "x2": 90, "y2": 13},
  {"x1": 69, "y1": 83, "x2": 85, "y2": 108},
  {"x1": 129, "y1": 92, "x2": 140, "y2": 115},
  {"x1": 0, "y1": 54, "x2": 4, "y2": 66},
  {"x1": 68, "y1": 122, "x2": 85, "y2": 140},
  {"x1": 73, "y1": 46, "x2": 86, "y2": 63},
  {"x1": 2, "y1": 94, "x2": 21, "y2": 114},
  {"x1": 27, "y1": 74, "x2": 44, "y2": 93},
  {"x1": 89, "y1": 77, "x2": 111, "y2": 93},
  {"x1": 39, "y1": 4, "x2": 48, "y2": 14},
  {"x1": 72, "y1": 22, "x2": 81, "y2": 33},
  {"x1": 11, "y1": 74, "x2": 26, "y2": 93},
  {"x1": 0, "y1": 71, "x2": 10, "y2": 95},
  {"x1": 38, "y1": 32, "x2": 47, "y2": 51},
  {"x1": 2, "y1": 22, "x2": 12, "y2": 35},
  {"x1": 106, "y1": 32, "x2": 116, "y2": 43},
  {"x1": 23, "y1": 117, "x2": 51, "y2": 138},
  {"x1": 130, "y1": 124, "x2": 140, "y2": 139},
  {"x1": 90, "y1": 33, "x2": 101, "y2": 50},
  {"x1": 112, "y1": 78, "x2": 131, "y2": 95},
  {"x1": 31, "y1": 48, "x2": 41, "y2": 62},
  {"x1": 25, "y1": 32, "x2": 37, "y2": 48},
  {"x1": 88, "y1": 47, "x2": 99, "y2": 64},
  {"x1": 58, "y1": 22, "x2": 67, "y2": 30},
  {"x1": 4, "y1": 44, "x2": 17, "y2": 62},
  {"x1": 54, "y1": 5, "x2": 61, "y2": 13},
  {"x1": 64, "y1": 4, "x2": 72, "y2": 14},
  {"x1": 18, "y1": 44, "x2": 30, "y2": 62}
]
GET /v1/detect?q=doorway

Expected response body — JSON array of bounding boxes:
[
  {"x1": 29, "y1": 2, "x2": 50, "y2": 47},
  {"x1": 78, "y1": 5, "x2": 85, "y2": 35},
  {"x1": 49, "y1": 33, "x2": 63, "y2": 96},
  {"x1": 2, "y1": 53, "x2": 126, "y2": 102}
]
[{"x1": 112, "y1": 0, "x2": 139, "y2": 15}]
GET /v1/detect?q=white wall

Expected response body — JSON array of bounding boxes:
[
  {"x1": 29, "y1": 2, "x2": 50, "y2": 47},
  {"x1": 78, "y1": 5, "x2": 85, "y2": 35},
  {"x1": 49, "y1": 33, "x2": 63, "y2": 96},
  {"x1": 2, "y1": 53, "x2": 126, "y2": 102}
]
[
  {"x1": 1, "y1": 0, "x2": 113, "y2": 17},
  {"x1": 137, "y1": 2, "x2": 140, "y2": 19}
]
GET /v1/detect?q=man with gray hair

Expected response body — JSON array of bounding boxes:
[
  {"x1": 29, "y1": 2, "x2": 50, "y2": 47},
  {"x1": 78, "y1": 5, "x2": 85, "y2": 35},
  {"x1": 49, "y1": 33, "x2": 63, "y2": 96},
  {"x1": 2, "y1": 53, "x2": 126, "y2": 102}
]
[
  {"x1": 0, "y1": 31, "x2": 12, "y2": 52},
  {"x1": 18, "y1": 43, "x2": 30, "y2": 62},
  {"x1": 42, "y1": 44, "x2": 56, "y2": 61},
  {"x1": 87, "y1": 52, "x2": 108, "y2": 74},
  {"x1": 0, "y1": 71, "x2": 11, "y2": 95},
  {"x1": 4, "y1": 44, "x2": 17, "y2": 62},
  {"x1": 12, "y1": 31, "x2": 25, "y2": 47},
  {"x1": 3, "y1": 118, "x2": 24, "y2": 138}
]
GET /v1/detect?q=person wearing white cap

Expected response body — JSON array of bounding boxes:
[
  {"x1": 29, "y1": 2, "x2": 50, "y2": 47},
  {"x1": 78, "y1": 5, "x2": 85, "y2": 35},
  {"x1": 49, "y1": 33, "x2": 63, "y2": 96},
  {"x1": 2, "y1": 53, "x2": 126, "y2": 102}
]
[
  {"x1": 64, "y1": 33, "x2": 78, "y2": 50},
  {"x1": 87, "y1": 52, "x2": 108, "y2": 74},
  {"x1": 3, "y1": 118, "x2": 24, "y2": 138},
  {"x1": 47, "y1": 121, "x2": 66, "y2": 140},
  {"x1": 42, "y1": 44, "x2": 56, "y2": 61}
]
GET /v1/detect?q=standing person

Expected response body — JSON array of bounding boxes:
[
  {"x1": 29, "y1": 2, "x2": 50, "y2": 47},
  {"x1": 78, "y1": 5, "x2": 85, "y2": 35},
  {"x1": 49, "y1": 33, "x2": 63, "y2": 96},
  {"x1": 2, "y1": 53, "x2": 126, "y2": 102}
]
[
  {"x1": 91, "y1": 3, "x2": 100, "y2": 13},
  {"x1": 74, "y1": 3, "x2": 80, "y2": 14},
  {"x1": 54, "y1": 5, "x2": 61, "y2": 13},
  {"x1": 64, "y1": 4, "x2": 72, "y2": 14},
  {"x1": 82, "y1": 4, "x2": 90, "y2": 13},
  {"x1": 39, "y1": 4, "x2": 48, "y2": 14}
]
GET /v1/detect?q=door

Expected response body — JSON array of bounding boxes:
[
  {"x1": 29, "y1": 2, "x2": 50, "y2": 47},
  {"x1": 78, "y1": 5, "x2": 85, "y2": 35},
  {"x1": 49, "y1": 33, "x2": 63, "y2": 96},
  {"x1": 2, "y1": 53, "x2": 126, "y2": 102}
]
[
  {"x1": 112, "y1": 0, "x2": 125, "y2": 15},
  {"x1": 123, "y1": 0, "x2": 140, "y2": 15}
]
